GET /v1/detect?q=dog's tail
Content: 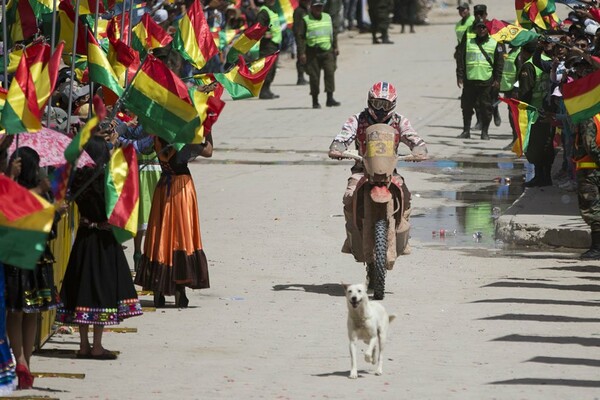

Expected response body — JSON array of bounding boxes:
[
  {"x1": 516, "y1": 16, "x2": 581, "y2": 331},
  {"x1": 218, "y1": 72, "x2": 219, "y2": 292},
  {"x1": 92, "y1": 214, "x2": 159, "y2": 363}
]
[{"x1": 388, "y1": 314, "x2": 396, "y2": 323}]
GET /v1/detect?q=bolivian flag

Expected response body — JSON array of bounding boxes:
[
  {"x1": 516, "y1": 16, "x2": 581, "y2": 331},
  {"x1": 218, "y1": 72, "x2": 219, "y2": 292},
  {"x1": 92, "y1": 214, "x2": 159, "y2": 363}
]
[
  {"x1": 214, "y1": 54, "x2": 278, "y2": 100},
  {"x1": 30, "y1": 0, "x2": 54, "y2": 17},
  {"x1": 0, "y1": 175, "x2": 55, "y2": 270},
  {"x1": 107, "y1": 38, "x2": 140, "y2": 87},
  {"x1": 64, "y1": 96, "x2": 105, "y2": 162},
  {"x1": 172, "y1": 0, "x2": 219, "y2": 70},
  {"x1": 57, "y1": 0, "x2": 90, "y2": 56},
  {"x1": 5, "y1": 0, "x2": 38, "y2": 45},
  {"x1": 124, "y1": 55, "x2": 202, "y2": 143},
  {"x1": 131, "y1": 13, "x2": 172, "y2": 57},
  {"x1": 562, "y1": 67, "x2": 600, "y2": 124},
  {"x1": 1, "y1": 42, "x2": 64, "y2": 134},
  {"x1": 106, "y1": 145, "x2": 139, "y2": 243},
  {"x1": 76, "y1": 0, "x2": 105, "y2": 14},
  {"x1": 499, "y1": 97, "x2": 538, "y2": 157},
  {"x1": 225, "y1": 22, "x2": 268, "y2": 64},
  {"x1": 88, "y1": 30, "x2": 124, "y2": 97},
  {"x1": 485, "y1": 19, "x2": 538, "y2": 46},
  {"x1": 275, "y1": 0, "x2": 298, "y2": 27},
  {"x1": 0, "y1": 47, "x2": 24, "y2": 75}
]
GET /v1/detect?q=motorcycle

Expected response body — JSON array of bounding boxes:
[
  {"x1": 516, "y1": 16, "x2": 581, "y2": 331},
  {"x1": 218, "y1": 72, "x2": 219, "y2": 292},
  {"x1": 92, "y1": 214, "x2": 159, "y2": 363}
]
[{"x1": 341, "y1": 123, "x2": 425, "y2": 300}]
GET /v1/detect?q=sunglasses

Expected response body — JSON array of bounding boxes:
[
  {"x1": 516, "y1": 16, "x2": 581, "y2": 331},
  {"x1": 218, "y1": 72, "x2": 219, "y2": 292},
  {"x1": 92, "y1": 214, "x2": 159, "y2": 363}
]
[{"x1": 370, "y1": 98, "x2": 394, "y2": 112}]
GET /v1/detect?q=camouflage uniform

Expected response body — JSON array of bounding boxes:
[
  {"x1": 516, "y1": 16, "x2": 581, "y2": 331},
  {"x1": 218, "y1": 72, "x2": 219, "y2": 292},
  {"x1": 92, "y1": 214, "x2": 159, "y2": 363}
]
[{"x1": 574, "y1": 118, "x2": 600, "y2": 232}]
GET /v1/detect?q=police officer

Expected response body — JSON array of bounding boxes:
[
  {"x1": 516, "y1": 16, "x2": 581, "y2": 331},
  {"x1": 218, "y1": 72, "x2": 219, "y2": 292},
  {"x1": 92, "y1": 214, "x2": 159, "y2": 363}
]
[
  {"x1": 500, "y1": 44, "x2": 521, "y2": 149},
  {"x1": 516, "y1": 40, "x2": 553, "y2": 187},
  {"x1": 297, "y1": 0, "x2": 340, "y2": 109},
  {"x1": 293, "y1": 0, "x2": 311, "y2": 85},
  {"x1": 572, "y1": 57, "x2": 600, "y2": 259},
  {"x1": 368, "y1": 0, "x2": 394, "y2": 44},
  {"x1": 455, "y1": 2, "x2": 474, "y2": 45},
  {"x1": 256, "y1": 0, "x2": 282, "y2": 99},
  {"x1": 456, "y1": 18, "x2": 503, "y2": 140}
]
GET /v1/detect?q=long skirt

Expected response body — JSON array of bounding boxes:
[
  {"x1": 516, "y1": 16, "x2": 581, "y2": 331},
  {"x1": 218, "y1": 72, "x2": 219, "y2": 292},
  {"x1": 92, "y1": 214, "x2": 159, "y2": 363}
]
[
  {"x1": 135, "y1": 174, "x2": 209, "y2": 296},
  {"x1": 56, "y1": 227, "x2": 143, "y2": 325},
  {"x1": 138, "y1": 153, "x2": 162, "y2": 232}
]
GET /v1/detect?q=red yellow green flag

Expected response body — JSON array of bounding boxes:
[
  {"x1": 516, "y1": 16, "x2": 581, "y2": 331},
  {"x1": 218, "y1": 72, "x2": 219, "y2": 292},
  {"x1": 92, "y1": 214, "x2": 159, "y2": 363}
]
[
  {"x1": 515, "y1": 0, "x2": 560, "y2": 30},
  {"x1": 172, "y1": 0, "x2": 219, "y2": 70},
  {"x1": 1, "y1": 42, "x2": 64, "y2": 134},
  {"x1": 213, "y1": 53, "x2": 278, "y2": 99},
  {"x1": 30, "y1": 0, "x2": 54, "y2": 17},
  {"x1": 131, "y1": 13, "x2": 172, "y2": 56},
  {"x1": 74, "y1": 0, "x2": 105, "y2": 14},
  {"x1": 225, "y1": 22, "x2": 268, "y2": 64},
  {"x1": 499, "y1": 97, "x2": 539, "y2": 157},
  {"x1": 58, "y1": 0, "x2": 90, "y2": 55},
  {"x1": 485, "y1": 19, "x2": 538, "y2": 46},
  {"x1": 106, "y1": 12, "x2": 130, "y2": 44},
  {"x1": 562, "y1": 68, "x2": 600, "y2": 124},
  {"x1": 106, "y1": 144, "x2": 139, "y2": 243},
  {"x1": 107, "y1": 38, "x2": 140, "y2": 87},
  {"x1": 124, "y1": 55, "x2": 202, "y2": 143},
  {"x1": 0, "y1": 47, "x2": 24, "y2": 76},
  {"x1": 5, "y1": 0, "x2": 38, "y2": 45},
  {"x1": 0, "y1": 175, "x2": 55, "y2": 270},
  {"x1": 88, "y1": 31, "x2": 124, "y2": 97}
]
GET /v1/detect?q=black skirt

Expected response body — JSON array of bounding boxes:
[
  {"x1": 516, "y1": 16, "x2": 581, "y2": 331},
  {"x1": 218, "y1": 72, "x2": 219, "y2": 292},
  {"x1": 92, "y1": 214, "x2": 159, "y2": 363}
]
[{"x1": 56, "y1": 226, "x2": 142, "y2": 326}]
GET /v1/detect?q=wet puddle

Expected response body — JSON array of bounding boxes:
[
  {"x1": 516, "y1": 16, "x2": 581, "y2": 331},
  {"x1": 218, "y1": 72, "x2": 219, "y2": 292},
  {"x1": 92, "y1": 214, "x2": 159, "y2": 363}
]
[{"x1": 401, "y1": 157, "x2": 529, "y2": 248}]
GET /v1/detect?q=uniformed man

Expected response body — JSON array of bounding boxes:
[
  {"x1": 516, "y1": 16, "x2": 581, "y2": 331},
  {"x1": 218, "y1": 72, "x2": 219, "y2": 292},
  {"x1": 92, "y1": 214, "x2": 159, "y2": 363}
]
[
  {"x1": 368, "y1": 0, "x2": 394, "y2": 44},
  {"x1": 297, "y1": 0, "x2": 340, "y2": 109},
  {"x1": 499, "y1": 44, "x2": 521, "y2": 150},
  {"x1": 572, "y1": 58, "x2": 600, "y2": 259},
  {"x1": 256, "y1": 0, "x2": 282, "y2": 99},
  {"x1": 293, "y1": 0, "x2": 311, "y2": 85},
  {"x1": 516, "y1": 40, "x2": 553, "y2": 187},
  {"x1": 455, "y1": 2, "x2": 474, "y2": 45},
  {"x1": 456, "y1": 18, "x2": 503, "y2": 140}
]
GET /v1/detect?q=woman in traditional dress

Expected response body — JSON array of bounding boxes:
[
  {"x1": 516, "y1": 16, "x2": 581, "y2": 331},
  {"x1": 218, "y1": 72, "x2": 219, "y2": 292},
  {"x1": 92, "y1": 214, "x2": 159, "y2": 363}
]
[
  {"x1": 5, "y1": 147, "x2": 62, "y2": 389},
  {"x1": 134, "y1": 133, "x2": 212, "y2": 308},
  {"x1": 56, "y1": 136, "x2": 142, "y2": 359}
]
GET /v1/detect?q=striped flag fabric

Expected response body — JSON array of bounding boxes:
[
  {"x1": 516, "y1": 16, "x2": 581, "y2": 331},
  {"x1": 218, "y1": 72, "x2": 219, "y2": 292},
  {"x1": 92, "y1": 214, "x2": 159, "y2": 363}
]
[
  {"x1": 76, "y1": 0, "x2": 105, "y2": 14},
  {"x1": 515, "y1": 0, "x2": 560, "y2": 30},
  {"x1": 1, "y1": 42, "x2": 64, "y2": 134},
  {"x1": 106, "y1": 12, "x2": 131, "y2": 45},
  {"x1": 5, "y1": 0, "x2": 38, "y2": 45},
  {"x1": 30, "y1": 0, "x2": 54, "y2": 17},
  {"x1": 562, "y1": 68, "x2": 600, "y2": 124},
  {"x1": 0, "y1": 47, "x2": 24, "y2": 75},
  {"x1": 123, "y1": 55, "x2": 202, "y2": 143},
  {"x1": 107, "y1": 38, "x2": 140, "y2": 87},
  {"x1": 485, "y1": 19, "x2": 538, "y2": 46},
  {"x1": 57, "y1": 0, "x2": 90, "y2": 56},
  {"x1": 213, "y1": 54, "x2": 278, "y2": 100},
  {"x1": 88, "y1": 31, "x2": 125, "y2": 97},
  {"x1": 225, "y1": 22, "x2": 268, "y2": 64},
  {"x1": 275, "y1": 0, "x2": 298, "y2": 27},
  {"x1": 499, "y1": 97, "x2": 539, "y2": 157},
  {"x1": 0, "y1": 175, "x2": 55, "y2": 270},
  {"x1": 131, "y1": 13, "x2": 172, "y2": 56},
  {"x1": 172, "y1": 0, "x2": 219, "y2": 70},
  {"x1": 106, "y1": 145, "x2": 139, "y2": 243}
]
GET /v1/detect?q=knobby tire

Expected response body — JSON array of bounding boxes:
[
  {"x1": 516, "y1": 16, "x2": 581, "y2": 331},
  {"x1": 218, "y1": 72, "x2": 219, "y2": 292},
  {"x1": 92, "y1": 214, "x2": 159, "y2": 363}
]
[{"x1": 373, "y1": 219, "x2": 387, "y2": 300}]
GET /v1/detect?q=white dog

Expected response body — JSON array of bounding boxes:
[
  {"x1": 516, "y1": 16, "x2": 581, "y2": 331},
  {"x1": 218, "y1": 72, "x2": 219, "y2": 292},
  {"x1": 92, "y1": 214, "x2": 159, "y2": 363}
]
[{"x1": 342, "y1": 283, "x2": 396, "y2": 379}]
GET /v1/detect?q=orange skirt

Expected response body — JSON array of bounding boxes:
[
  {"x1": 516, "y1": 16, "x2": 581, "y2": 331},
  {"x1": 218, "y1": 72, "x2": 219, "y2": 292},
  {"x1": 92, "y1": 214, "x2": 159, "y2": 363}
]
[{"x1": 134, "y1": 174, "x2": 209, "y2": 295}]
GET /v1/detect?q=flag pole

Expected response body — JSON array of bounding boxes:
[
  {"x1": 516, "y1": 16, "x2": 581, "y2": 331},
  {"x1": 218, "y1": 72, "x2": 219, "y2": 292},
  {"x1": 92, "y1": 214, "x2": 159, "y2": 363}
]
[
  {"x1": 45, "y1": 0, "x2": 58, "y2": 128},
  {"x1": 65, "y1": 0, "x2": 82, "y2": 137},
  {"x1": 1, "y1": 0, "x2": 8, "y2": 89},
  {"x1": 120, "y1": 0, "x2": 127, "y2": 39},
  {"x1": 123, "y1": 0, "x2": 134, "y2": 88}
]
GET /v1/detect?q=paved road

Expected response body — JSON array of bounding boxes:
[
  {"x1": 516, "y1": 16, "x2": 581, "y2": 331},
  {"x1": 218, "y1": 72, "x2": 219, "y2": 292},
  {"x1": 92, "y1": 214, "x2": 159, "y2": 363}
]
[{"x1": 26, "y1": 2, "x2": 600, "y2": 399}]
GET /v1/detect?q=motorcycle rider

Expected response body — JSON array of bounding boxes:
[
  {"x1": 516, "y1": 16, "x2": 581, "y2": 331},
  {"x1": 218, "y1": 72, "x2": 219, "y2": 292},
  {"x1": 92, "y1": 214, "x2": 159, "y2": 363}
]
[{"x1": 328, "y1": 81, "x2": 428, "y2": 257}]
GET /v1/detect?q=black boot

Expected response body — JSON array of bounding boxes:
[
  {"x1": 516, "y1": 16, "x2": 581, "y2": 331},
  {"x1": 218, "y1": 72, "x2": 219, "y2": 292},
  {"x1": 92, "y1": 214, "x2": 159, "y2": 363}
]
[
  {"x1": 493, "y1": 106, "x2": 502, "y2": 126},
  {"x1": 153, "y1": 291, "x2": 165, "y2": 308},
  {"x1": 524, "y1": 164, "x2": 543, "y2": 187},
  {"x1": 480, "y1": 129, "x2": 490, "y2": 140},
  {"x1": 296, "y1": 72, "x2": 308, "y2": 85},
  {"x1": 381, "y1": 30, "x2": 394, "y2": 44},
  {"x1": 312, "y1": 94, "x2": 321, "y2": 109},
  {"x1": 458, "y1": 116, "x2": 471, "y2": 138},
  {"x1": 326, "y1": 92, "x2": 340, "y2": 107},
  {"x1": 581, "y1": 231, "x2": 600, "y2": 260},
  {"x1": 372, "y1": 32, "x2": 381, "y2": 44},
  {"x1": 538, "y1": 164, "x2": 553, "y2": 187}
]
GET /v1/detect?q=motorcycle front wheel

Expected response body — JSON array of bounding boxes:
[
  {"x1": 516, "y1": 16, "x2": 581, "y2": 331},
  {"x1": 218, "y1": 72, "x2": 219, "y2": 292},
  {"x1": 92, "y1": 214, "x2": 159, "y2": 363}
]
[{"x1": 373, "y1": 218, "x2": 388, "y2": 300}]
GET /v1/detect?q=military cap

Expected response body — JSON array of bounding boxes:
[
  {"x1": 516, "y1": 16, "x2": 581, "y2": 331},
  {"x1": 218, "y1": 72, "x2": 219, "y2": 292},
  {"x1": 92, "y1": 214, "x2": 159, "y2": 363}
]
[
  {"x1": 473, "y1": 4, "x2": 487, "y2": 14},
  {"x1": 457, "y1": 2, "x2": 469, "y2": 10}
]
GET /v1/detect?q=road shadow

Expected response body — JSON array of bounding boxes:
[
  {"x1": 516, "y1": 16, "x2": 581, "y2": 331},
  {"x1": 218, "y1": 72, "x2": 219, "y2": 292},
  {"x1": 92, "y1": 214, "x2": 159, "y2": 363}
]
[
  {"x1": 471, "y1": 298, "x2": 600, "y2": 307},
  {"x1": 484, "y1": 281, "x2": 600, "y2": 292},
  {"x1": 527, "y1": 356, "x2": 600, "y2": 368},
  {"x1": 313, "y1": 370, "x2": 366, "y2": 378},
  {"x1": 540, "y1": 265, "x2": 600, "y2": 273},
  {"x1": 266, "y1": 107, "x2": 314, "y2": 111},
  {"x1": 492, "y1": 334, "x2": 600, "y2": 347},
  {"x1": 489, "y1": 378, "x2": 600, "y2": 387},
  {"x1": 272, "y1": 283, "x2": 345, "y2": 297},
  {"x1": 480, "y1": 313, "x2": 600, "y2": 323}
]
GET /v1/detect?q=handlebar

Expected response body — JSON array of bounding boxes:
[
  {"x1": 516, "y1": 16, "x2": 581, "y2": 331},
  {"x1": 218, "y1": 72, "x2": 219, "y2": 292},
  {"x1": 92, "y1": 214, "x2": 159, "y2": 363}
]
[{"x1": 338, "y1": 151, "x2": 428, "y2": 162}]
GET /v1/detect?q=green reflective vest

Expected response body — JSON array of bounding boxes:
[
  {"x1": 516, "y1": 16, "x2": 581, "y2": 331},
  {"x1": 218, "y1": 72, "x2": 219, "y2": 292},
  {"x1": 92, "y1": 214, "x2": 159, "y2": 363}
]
[
  {"x1": 524, "y1": 55, "x2": 550, "y2": 109},
  {"x1": 455, "y1": 16, "x2": 474, "y2": 43},
  {"x1": 500, "y1": 48, "x2": 520, "y2": 92},
  {"x1": 303, "y1": 13, "x2": 333, "y2": 51},
  {"x1": 465, "y1": 37, "x2": 497, "y2": 81},
  {"x1": 260, "y1": 6, "x2": 282, "y2": 44}
]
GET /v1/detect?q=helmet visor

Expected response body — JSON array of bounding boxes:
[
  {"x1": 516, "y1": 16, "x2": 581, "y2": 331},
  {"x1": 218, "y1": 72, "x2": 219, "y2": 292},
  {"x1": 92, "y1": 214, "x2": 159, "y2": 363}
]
[{"x1": 369, "y1": 98, "x2": 394, "y2": 112}]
